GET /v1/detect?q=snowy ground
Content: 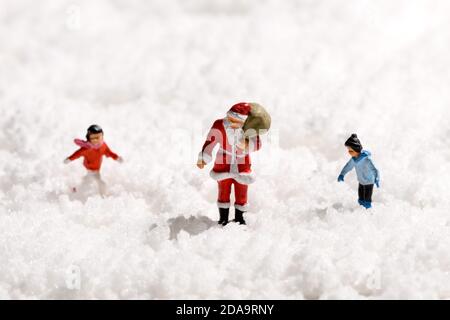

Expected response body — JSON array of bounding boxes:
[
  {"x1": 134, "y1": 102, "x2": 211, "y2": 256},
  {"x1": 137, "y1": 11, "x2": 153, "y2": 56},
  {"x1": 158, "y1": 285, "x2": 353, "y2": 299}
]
[{"x1": 1, "y1": 0, "x2": 450, "y2": 299}]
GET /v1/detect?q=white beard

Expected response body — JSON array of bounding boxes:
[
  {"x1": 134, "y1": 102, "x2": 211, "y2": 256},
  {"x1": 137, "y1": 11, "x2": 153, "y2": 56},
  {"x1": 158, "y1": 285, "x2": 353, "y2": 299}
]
[{"x1": 223, "y1": 118, "x2": 244, "y2": 173}]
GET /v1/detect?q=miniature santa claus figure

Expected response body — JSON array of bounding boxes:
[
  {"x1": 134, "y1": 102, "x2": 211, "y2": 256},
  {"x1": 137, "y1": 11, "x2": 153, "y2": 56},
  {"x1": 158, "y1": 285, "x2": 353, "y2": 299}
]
[{"x1": 197, "y1": 102, "x2": 269, "y2": 226}]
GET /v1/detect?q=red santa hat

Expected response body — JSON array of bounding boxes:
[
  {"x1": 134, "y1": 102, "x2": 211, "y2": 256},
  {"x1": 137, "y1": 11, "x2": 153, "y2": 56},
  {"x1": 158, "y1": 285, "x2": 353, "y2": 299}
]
[{"x1": 227, "y1": 102, "x2": 251, "y2": 122}]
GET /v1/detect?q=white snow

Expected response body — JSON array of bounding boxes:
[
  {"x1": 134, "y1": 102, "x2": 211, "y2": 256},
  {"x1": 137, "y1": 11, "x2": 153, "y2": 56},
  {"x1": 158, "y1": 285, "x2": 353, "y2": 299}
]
[{"x1": 1, "y1": 0, "x2": 450, "y2": 299}]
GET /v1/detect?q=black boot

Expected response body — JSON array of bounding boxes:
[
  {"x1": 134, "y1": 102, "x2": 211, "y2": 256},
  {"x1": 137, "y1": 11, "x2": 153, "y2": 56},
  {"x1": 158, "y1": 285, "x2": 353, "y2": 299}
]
[
  {"x1": 218, "y1": 208, "x2": 229, "y2": 226},
  {"x1": 233, "y1": 209, "x2": 246, "y2": 225}
]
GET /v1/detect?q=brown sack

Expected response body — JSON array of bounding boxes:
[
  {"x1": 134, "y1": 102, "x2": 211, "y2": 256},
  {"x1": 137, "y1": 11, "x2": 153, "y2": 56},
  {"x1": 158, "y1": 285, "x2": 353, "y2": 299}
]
[{"x1": 243, "y1": 103, "x2": 271, "y2": 137}]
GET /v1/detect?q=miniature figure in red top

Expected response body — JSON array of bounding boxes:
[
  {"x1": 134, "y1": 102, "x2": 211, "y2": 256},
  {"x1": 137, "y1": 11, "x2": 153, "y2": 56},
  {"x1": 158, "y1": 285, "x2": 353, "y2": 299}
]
[{"x1": 64, "y1": 124, "x2": 123, "y2": 194}]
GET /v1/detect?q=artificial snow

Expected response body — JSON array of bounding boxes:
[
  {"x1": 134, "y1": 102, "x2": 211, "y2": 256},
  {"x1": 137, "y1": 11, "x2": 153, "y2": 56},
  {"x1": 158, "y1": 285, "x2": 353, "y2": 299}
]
[{"x1": 1, "y1": 0, "x2": 450, "y2": 299}]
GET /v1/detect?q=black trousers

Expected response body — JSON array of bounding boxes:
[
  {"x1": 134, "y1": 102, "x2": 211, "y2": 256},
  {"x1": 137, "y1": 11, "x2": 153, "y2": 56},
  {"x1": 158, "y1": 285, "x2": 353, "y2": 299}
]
[{"x1": 358, "y1": 184, "x2": 374, "y2": 202}]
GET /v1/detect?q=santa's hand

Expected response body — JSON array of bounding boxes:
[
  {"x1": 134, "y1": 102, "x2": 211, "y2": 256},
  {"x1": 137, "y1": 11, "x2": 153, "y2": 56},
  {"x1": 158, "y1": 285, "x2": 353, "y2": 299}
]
[
  {"x1": 63, "y1": 158, "x2": 71, "y2": 164},
  {"x1": 337, "y1": 175, "x2": 344, "y2": 182},
  {"x1": 197, "y1": 159, "x2": 206, "y2": 169},
  {"x1": 375, "y1": 179, "x2": 380, "y2": 188},
  {"x1": 117, "y1": 157, "x2": 124, "y2": 163}
]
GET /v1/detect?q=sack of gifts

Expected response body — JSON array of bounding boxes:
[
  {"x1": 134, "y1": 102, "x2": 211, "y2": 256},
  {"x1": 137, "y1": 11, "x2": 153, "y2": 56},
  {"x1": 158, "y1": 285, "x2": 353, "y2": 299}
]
[{"x1": 243, "y1": 103, "x2": 271, "y2": 138}]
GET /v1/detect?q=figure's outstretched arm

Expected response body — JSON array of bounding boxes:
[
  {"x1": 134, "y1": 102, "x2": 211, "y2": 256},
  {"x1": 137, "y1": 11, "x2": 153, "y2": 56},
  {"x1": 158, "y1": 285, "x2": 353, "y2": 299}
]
[
  {"x1": 104, "y1": 144, "x2": 120, "y2": 160},
  {"x1": 66, "y1": 148, "x2": 85, "y2": 161},
  {"x1": 338, "y1": 159, "x2": 355, "y2": 181}
]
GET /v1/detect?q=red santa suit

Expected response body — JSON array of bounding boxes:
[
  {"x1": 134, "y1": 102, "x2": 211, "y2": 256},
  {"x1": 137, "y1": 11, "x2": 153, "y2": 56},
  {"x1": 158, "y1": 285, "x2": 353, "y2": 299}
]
[{"x1": 199, "y1": 103, "x2": 261, "y2": 211}]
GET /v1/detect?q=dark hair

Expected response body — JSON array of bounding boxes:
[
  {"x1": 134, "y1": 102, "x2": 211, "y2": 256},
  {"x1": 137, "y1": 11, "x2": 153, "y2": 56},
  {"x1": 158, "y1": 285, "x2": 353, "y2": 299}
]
[
  {"x1": 344, "y1": 133, "x2": 363, "y2": 153},
  {"x1": 86, "y1": 124, "x2": 103, "y2": 140}
]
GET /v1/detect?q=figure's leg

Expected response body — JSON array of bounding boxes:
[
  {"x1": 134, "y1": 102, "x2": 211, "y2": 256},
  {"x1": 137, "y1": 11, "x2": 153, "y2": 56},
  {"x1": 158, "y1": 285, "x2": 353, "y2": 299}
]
[
  {"x1": 358, "y1": 184, "x2": 364, "y2": 206},
  {"x1": 83, "y1": 170, "x2": 106, "y2": 196},
  {"x1": 362, "y1": 184, "x2": 374, "y2": 209},
  {"x1": 217, "y1": 179, "x2": 233, "y2": 225},
  {"x1": 233, "y1": 180, "x2": 248, "y2": 225},
  {"x1": 80, "y1": 172, "x2": 93, "y2": 191},
  {"x1": 94, "y1": 172, "x2": 107, "y2": 197}
]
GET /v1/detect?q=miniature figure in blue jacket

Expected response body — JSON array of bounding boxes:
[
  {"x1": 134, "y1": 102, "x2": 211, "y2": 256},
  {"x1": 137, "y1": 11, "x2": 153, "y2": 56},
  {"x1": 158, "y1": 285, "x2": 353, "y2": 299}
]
[{"x1": 338, "y1": 134, "x2": 380, "y2": 209}]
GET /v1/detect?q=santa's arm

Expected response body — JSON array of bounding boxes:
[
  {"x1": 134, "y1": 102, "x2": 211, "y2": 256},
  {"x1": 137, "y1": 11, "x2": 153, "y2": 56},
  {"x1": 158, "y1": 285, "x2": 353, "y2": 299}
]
[
  {"x1": 198, "y1": 122, "x2": 221, "y2": 164},
  {"x1": 248, "y1": 135, "x2": 261, "y2": 152}
]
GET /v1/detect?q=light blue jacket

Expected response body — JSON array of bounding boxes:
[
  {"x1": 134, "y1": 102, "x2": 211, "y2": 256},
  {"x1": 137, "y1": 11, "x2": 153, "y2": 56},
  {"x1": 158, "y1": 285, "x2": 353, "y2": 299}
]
[{"x1": 339, "y1": 150, "x2": 380, "y2": 185}]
